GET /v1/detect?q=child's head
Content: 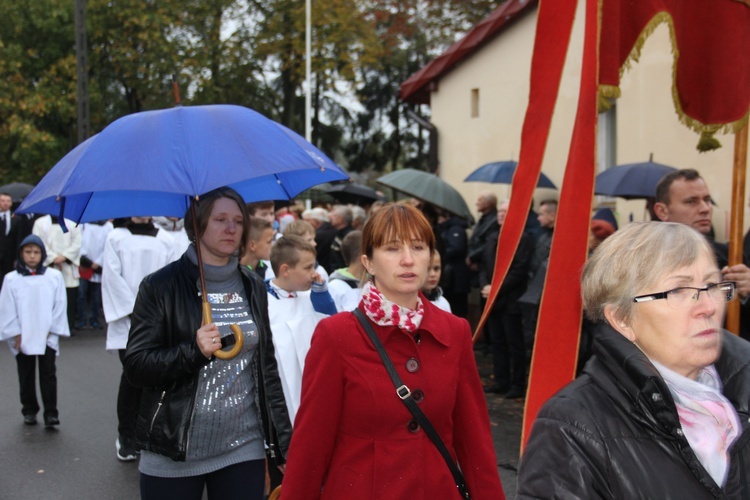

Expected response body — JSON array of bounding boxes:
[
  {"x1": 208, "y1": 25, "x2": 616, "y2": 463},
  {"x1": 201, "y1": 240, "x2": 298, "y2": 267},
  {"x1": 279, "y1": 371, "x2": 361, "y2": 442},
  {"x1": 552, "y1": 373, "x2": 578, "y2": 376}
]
[
  {"x1": 18, "y1": 235, "x2": 46, "y2": 271},
  {"x1": 245, "y1": 217, "x2": 275, "y2": 261},
  {"x1": 340, "y1": 230, "x2": 363, "y2": 267},
  {"x1": 283, "y1": 219, "x2": 317, "y2": 248},
  {"x1": 422, "y1": 250, "x2": 442, "y2": 293},
  {"x1": 270, "y1": 235, "x2": 317, "y2": 292},
  {"x1": 246, "y1": 201, "x2": 276, "y2": 225}
]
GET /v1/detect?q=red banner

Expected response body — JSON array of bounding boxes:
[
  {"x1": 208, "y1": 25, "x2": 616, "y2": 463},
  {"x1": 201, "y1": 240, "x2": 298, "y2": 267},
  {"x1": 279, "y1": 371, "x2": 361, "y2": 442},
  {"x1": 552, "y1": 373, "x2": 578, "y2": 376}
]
[{"x1": 599, "y1": 0, "x2": 750, "y2": 141}]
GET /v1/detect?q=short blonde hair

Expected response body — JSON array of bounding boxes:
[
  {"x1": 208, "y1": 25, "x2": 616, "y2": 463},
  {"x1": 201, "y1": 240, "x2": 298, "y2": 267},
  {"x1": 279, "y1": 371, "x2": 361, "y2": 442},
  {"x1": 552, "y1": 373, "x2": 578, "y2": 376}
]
[
  {"x1": 283, "y1": 219, "x2": 315, "y2": 238},
  {"x1": 581, "y1": 222, "x2": 716, "y2": 323},
  {"x1": 270, "y1": 234, "x2": 316, "y2": 275}
]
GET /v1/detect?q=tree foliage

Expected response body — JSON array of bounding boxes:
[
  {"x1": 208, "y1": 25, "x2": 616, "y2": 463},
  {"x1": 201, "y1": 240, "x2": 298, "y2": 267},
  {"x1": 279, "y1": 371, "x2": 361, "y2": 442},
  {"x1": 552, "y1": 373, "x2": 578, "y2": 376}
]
[{"x1": 0, "y1": 0, "x2": 498, "y2": 185}]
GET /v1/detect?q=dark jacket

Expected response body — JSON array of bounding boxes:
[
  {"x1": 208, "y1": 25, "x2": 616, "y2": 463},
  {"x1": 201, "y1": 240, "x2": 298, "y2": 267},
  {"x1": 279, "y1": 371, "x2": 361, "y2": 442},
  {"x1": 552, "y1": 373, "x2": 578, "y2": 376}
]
[
  {"x1": 517, "y1": 323, "x2": 750, "y2": 499},
  {"x1": 437, "y1": 216, "x2": 470, "y2": 295},
  {"x1": 315, "y1": 222, "x2": 338, "y2": 273},
  {"x1": 479, "y1": 228, "x2": 532, "y2": 314},
  {"x1": 467, "y1": 209, "x2": 498, "y2": 264},
  {"x1": 124, "y1": 253, "x2": 292, "y2": 463}
]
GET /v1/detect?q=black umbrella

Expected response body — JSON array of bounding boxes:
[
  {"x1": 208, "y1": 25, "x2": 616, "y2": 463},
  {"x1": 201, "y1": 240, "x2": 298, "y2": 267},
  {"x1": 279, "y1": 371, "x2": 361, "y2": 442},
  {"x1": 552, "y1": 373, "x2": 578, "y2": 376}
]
[
  {"x1": 325, "y1": 183, "x2": 385, "y2": 205},
  {"x1": 0, "y1": 182, "x2": 35, "y2": 203},
  {"x1": 594, "y1": 161, "x2": 677, "y2": 199},
  {"x1": 465, "y1": 161, "x2": 557, "y2": 189}
]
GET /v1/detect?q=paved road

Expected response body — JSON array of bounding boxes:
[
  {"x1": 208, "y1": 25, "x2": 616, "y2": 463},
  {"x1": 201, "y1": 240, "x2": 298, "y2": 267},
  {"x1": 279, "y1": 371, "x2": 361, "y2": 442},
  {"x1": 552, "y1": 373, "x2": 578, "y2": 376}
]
[{"x1": 0, "y1": 329, "x2": 521, "y2": 499}]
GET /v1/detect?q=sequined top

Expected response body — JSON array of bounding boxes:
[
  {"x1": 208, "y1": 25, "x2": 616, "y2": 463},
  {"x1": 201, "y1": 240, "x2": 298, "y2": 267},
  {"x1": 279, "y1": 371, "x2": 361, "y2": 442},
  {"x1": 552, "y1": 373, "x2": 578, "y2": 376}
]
[{"x1": 138, "y1": 258, "x2": 265, "y2": 477}]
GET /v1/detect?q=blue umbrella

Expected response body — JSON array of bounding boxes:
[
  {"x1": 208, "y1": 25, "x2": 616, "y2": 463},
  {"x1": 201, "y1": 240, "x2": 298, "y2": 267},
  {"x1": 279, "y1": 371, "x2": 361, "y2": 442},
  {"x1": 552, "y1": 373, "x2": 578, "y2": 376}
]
[
  {"x1": 594, "y1": 161, "x2": 676, "y2": 199},
  {"x1": 18, "y1": 104, "x2": 348, "y2": 223},
  {"x1": 18, "y1": 104, "x2": 348, "y2": 360},
  {"x1": 464, "y1": 161, "x2": 557, "y2": 189}
]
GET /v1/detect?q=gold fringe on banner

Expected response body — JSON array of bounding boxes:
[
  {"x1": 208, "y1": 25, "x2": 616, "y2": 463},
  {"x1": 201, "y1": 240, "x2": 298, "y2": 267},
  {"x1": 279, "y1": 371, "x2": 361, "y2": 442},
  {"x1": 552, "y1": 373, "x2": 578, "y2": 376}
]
[{"x1": 601, "y1": 11, "x2": 750, "y2": 151}]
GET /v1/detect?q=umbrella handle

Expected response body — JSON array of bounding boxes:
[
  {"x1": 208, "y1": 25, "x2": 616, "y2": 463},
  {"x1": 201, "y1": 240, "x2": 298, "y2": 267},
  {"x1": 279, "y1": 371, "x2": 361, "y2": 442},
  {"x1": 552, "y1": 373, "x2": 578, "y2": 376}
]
[{"x1": 202, "y1": 302, "x2": 244, "y2": 360}]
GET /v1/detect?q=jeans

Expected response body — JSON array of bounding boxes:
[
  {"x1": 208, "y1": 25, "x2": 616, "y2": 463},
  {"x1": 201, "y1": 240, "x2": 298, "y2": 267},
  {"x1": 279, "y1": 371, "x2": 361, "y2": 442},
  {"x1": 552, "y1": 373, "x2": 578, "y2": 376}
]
[{"x1": 76, "y1": 279, "x2": 102, "y2": 326}]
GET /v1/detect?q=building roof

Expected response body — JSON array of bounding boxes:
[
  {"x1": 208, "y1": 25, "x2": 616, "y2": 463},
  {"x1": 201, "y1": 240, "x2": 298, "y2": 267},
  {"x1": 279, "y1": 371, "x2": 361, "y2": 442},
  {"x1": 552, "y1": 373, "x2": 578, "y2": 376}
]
[{"x1": 399, "y1": 0, "x2": 537, "y2": 105}]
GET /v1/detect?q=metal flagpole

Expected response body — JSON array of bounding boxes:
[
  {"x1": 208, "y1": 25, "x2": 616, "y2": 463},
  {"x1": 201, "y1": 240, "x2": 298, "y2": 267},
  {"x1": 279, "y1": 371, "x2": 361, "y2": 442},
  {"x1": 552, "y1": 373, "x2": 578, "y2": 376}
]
[{"x1": 305, "y1": 0, "x2": 312, "y2": 143}]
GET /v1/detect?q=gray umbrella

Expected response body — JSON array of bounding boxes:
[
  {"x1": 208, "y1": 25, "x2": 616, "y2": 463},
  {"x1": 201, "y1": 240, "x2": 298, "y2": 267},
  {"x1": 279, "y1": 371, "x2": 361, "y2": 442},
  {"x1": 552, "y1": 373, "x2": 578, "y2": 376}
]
[
  {"x1": 0, "y1": 182, "x2": 35, "y2": 203},
  {"x1": 376, "y1": 169, "x2": 474, "y2": 223}
]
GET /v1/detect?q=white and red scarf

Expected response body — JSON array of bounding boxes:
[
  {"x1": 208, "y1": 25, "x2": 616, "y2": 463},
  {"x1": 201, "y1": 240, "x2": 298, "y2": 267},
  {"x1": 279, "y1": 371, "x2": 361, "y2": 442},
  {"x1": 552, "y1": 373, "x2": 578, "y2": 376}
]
[{"x1": 361, "y1": 280, "x2": 424, "y2": 334}]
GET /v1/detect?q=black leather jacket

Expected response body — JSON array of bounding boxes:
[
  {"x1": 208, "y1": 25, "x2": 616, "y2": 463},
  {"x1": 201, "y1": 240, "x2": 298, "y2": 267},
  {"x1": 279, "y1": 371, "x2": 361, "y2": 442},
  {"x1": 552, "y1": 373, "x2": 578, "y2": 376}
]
[
  {"x1": 518, "y1": 323, "x2": 750, "y2": 499},
  {"x1": 124, "y1": 253, "x2": 292, "y2": 463}
]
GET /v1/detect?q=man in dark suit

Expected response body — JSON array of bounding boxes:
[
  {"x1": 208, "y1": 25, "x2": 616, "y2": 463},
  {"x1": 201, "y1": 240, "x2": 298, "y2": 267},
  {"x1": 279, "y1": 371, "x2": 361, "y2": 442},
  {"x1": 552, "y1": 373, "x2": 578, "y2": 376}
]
[{"x1": 0, "y1": 192, "x2": 21, "y2": 288}]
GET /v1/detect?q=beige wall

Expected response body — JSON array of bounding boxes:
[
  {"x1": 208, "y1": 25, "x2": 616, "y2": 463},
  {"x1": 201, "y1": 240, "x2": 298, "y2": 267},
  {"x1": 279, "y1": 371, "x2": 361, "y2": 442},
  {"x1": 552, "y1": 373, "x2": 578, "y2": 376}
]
[{"x1": 428, "y1": 4, "x2": 749, "y2": 242}]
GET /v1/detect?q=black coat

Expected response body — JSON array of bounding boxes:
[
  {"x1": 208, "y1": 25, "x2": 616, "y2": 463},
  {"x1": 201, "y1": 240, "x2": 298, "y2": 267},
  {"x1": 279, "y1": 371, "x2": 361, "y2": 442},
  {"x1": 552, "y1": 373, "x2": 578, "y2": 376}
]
[
  {"x1": 124, "y1": 253, "x2": 292, "y2": 463},
  {"x1": 467, "y1": 209, "x2": 498, "y2": 264},
  {"x1": 479, "y1": 228, "x2": 532, "y2": 314},
  {"x1": 437, "y1": 216, "x2": 470, "y2": 295},
  {"x1": 517, "y1": 323, "x2": 750, "y2": 499}
]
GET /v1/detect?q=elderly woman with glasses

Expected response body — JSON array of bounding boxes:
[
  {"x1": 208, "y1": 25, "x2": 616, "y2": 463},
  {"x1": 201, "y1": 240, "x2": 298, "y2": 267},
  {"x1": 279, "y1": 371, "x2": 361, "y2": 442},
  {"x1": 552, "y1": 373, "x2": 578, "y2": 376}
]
[{"x1": 517, "y1": 222, "x2": 750, "y2": 499}]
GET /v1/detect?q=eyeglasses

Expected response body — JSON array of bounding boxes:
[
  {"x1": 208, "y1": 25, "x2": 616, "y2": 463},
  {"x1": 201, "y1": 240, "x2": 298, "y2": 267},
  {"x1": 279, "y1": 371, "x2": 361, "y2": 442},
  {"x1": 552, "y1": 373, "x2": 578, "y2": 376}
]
[{"x1": 633, "y1": 281, "x2": 736, "y2": 310}]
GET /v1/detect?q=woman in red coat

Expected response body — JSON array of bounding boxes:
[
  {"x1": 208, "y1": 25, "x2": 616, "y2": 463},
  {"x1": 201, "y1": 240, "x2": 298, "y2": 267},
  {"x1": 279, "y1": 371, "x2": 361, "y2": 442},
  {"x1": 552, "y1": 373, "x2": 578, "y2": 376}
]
[{"x1": 281, "y1": 203, "x2": 503, "y2": 499}]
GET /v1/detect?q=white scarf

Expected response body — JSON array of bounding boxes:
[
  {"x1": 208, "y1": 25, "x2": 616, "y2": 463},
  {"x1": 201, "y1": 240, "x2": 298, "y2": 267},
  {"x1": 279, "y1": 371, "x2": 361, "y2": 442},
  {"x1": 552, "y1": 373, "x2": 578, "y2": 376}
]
[{"x1": 651, "y1": 360, "x2": 740, "y2": 486}]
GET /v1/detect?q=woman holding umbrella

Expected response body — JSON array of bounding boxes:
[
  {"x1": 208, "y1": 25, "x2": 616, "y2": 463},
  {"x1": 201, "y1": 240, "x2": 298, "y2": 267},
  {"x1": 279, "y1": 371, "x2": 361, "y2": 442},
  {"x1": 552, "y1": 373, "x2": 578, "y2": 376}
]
[{"x1": 124, "y1": 187, "x2": 291, "y2": 500}]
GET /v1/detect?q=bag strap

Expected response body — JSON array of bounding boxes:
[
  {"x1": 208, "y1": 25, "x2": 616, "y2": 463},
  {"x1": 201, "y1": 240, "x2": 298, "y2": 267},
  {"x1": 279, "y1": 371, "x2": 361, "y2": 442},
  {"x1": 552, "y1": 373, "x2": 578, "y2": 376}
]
[{"x1": 352, "y1": 309, "x2": 471, "y2": 499}]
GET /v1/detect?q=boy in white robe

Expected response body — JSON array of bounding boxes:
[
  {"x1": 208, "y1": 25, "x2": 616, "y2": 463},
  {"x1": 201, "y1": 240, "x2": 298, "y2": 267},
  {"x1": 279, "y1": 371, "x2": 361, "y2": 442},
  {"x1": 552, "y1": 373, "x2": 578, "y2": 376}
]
[
  {"x1": 266, "y1": 235, "x2": 336, "y2": 424},
  {"x1": 0, "y1": 234, "x2": 70, "y2": 426},
  {"x1": 101, "y1": 217, "x2": 175, "y2": 461},
  {"x1": 327, "y1": 230, "x2": 363, "y2": 312}
]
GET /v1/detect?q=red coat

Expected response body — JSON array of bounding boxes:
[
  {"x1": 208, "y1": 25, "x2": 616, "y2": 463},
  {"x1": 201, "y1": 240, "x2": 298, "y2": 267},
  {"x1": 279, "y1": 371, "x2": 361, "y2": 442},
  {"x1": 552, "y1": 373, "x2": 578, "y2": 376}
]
[{"x1": 281, "y1": 299, "x2": 504, "y2": 499}]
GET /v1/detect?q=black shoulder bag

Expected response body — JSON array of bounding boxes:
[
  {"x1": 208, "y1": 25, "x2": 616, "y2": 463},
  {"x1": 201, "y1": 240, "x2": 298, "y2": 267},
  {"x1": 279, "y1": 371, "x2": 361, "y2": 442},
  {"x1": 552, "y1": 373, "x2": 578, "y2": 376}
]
[{"x1": 352, "y1": 309, "x2": 471, "y2": 499}]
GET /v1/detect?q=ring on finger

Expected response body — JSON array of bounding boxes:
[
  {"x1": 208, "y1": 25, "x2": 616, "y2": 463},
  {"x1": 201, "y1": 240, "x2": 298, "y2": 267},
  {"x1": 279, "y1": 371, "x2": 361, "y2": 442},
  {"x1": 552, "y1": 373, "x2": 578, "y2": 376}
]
[{"x1": 212, "y1": 337, "x2": 217, "y2": 344}]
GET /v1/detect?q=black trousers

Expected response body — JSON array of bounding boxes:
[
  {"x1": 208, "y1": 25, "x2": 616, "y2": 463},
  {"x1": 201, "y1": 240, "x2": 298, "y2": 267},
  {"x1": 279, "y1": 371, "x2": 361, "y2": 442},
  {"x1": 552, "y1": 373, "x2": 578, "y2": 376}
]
[
  {"x1": 66, "y1": 286, "x2": 78, "y2": 330},
  {"x1": 140, "y1": 459, "x2": 266, "y2": 500},
  {"x1": 488, "y1": 307, "x2": 527, "y2": 390},
  {"x1": 16, "y1": 346, "x2": 58, "y2": 418},
  {"x1": 117, "y1": 349, "x2": 142, "y2": 439}
]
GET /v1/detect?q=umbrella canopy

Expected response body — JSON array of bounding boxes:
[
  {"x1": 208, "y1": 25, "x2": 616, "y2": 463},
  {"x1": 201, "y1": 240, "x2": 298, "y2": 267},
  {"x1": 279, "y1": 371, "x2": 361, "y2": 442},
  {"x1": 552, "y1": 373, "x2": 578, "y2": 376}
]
[
  {"x1": 18, "y1": 104, "x2": 348, "y2": 223},
  {"x1": 464, "y1": 161, "x2": 557, "y2": 189},
  {"x1": 594, "y1": 161, "x2": 677, "y2": 199},
  {"x1": 376, "y1": 169, "x2": 474, "y2": 223},
  {"x1": 0, "y1": 182, "x2": 35, "y2": 203},
  {"x1": 324, "y1": 183, "x2": 385, "y2": 205}
]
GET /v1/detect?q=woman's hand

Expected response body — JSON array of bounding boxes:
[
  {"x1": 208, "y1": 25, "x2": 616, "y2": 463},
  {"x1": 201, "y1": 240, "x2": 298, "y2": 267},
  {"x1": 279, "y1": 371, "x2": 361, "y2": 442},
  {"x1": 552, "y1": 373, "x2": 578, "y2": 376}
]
[{"x1": 197, "y1": 323, "x2": 222, "y2": 359}]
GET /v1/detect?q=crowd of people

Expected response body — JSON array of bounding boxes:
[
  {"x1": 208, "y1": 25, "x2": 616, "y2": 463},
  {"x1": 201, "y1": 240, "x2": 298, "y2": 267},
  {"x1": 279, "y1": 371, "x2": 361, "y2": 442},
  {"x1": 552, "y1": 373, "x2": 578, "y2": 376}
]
[{"x1": 0, "y1": 168, "x2": 749, "y2": 498}]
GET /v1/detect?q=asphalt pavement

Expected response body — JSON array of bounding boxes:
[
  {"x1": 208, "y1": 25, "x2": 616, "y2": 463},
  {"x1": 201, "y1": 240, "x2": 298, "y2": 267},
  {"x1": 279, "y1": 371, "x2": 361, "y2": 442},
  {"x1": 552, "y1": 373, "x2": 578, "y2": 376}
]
[{"x1": 0, "y1": 329, "x2": 521, "y2": 499}]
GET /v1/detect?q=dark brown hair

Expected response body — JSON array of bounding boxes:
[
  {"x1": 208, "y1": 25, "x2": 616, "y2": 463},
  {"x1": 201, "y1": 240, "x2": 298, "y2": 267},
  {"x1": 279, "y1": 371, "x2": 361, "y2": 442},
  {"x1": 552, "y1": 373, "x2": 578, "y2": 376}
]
[
  {"x1": 184, "y1": 187, "x2": 249, "y2": 257},
  {"x1": 654, "y1": 168, "x2": 702, "y2": 205}
]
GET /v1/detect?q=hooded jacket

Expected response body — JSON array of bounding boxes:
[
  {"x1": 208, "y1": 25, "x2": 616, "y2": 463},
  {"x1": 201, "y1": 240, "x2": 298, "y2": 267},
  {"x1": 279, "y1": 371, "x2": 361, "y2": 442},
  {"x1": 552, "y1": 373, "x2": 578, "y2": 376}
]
[
  {"x1": 16, "y1": 234, "x2": 47, "y2": 276},
  {"x1": 124, "y1": 252, "x2": 292, "y2": 463},
  {"x1": 517, "y1": 323, "x2": 750, "y2": 499}
]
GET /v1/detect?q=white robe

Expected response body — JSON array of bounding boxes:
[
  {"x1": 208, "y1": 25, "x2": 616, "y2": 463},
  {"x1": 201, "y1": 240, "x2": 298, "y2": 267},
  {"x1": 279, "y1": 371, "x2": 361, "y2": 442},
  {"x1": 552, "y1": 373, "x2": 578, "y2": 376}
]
[
  {"x1": 328, "y1": 279, "x2": 361, "y2": 312},
  {"x1": 32, "y1": 215, "x2": 82, "y2": 288},
  {"x1": 0, "y1": 268, "x2": 70, "y2": 356},
  {"x1": 430, "y1": 295, "x2": 453, "y2": 313},
  {"x1": 80, "y1": 222, "x2": 113, "y2": 284},
  {"x1": 267, "y1": 292, "x2": 328, "y2": 424},
  {"x1": 102, "y1": 228, "x2": 175, "y2": 350}
]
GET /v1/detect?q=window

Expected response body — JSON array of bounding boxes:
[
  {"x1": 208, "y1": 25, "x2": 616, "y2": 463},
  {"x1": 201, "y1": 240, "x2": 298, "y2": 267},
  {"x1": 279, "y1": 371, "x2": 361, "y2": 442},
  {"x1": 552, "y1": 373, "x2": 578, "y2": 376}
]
[{"x1": 471, "y1": 88, "x2": 480, "y2": 118}]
